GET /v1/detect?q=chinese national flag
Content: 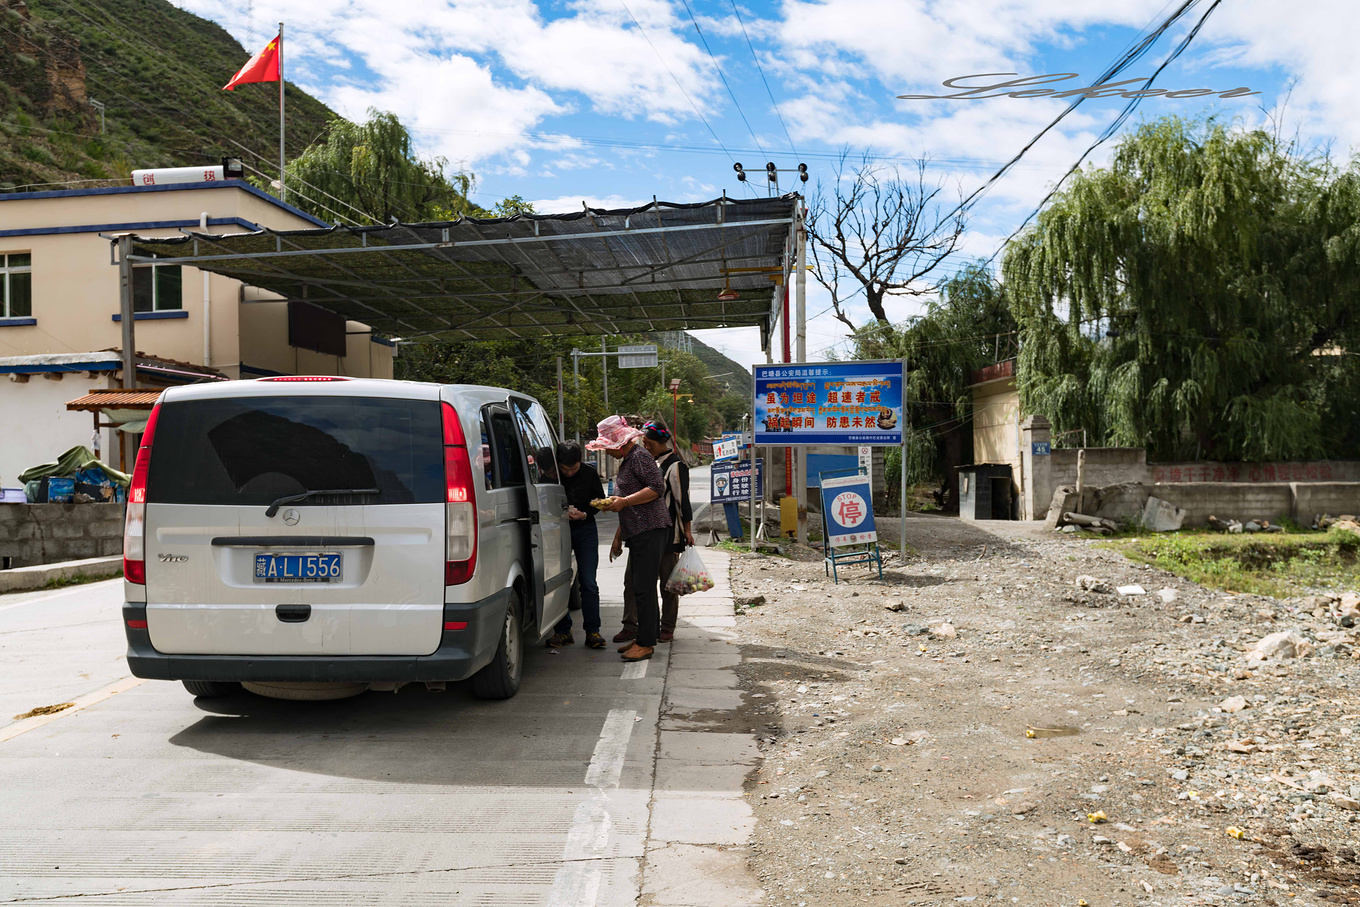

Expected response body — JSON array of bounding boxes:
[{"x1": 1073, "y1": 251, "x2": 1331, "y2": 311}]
[{"x1": 222, "y1": 35, "x2": 280, "y2": 90}]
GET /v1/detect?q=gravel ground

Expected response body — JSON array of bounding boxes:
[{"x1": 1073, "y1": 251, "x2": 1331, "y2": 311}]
[{"x1": 725, "y1": 514, "x2": 1360, "y2": 907}]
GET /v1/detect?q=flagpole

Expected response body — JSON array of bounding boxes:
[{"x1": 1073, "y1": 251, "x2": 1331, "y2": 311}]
[{"x1": 277, "y1": 21, "x2": 285, "y2": 204}]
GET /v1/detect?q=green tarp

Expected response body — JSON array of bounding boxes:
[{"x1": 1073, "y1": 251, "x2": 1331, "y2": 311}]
[{"x1": 19, "y1": 445, "x2": 131, "y2": 487}]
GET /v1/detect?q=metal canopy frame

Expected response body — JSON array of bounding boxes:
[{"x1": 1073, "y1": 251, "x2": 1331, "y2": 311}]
[{"x1": 117, "y1": 193, "x2": 802, "y2": 345}]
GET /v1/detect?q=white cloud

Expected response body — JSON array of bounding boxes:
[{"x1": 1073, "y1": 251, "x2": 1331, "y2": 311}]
[{"x1": 530, "y1": 193, "x2": 657, "y2": 213}]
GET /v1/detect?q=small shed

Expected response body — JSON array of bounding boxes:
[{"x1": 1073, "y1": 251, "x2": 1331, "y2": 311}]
[
  {"x1": 958, "y1": 464, "x2": 1015, "y2": 521},
  {"x1": 65, "y1": 388, "x2": 165, "y2": 471}
]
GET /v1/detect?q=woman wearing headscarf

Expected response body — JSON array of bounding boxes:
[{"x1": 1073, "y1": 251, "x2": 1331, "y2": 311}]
[
  {"x1": 586, "y1": 415, "x2": 671, "y2": 662},
  {"x1": 615, "y1": 421, "x2": 694, "y2": 646}
]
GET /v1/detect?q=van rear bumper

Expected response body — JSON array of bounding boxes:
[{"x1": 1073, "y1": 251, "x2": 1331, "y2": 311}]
[{"x1": 123, "y1": 589, "x2": 511, "y2": 683}]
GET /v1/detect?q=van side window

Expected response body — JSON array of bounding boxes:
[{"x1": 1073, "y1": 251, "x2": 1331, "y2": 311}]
[
  {"x1": 511, "y1": 399, "x2": 557, "y2": 485},
  {"x1": 477, "y1": 418, "x2": 494, "y2": 490},
  {"x1": 487, "y1": 409, "x2": 525, "y2": 489}
]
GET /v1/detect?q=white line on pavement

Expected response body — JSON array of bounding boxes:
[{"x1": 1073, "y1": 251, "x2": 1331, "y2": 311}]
[
  {"x1": 546, "y1": 707, "x2": 637, "y2": 907},
  {"x1": 0, "y1": 675, "x2": 145, "y2": 743},
  {"x1": 0, "y1": 578, "x2": 121, "y2": 613},
  {"x1": 621, "y1": 660, "x2": 648, "y2": 680}
]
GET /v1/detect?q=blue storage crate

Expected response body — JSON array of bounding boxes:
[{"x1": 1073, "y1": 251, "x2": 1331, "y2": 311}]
[{"x1": 46, "y1": 476, "x2": 75, "y2": 503}]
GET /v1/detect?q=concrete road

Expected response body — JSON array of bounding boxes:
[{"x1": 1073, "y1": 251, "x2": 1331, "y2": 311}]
[
  {"x1": 0, "y1": 525, "x2": 760, "y2": 906},
  {"x1": 689, "y1": 464, "x2": 711, "y2": 506}
]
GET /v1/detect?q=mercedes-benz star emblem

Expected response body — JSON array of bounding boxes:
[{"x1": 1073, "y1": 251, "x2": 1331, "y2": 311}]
[{"x1": 282, "y1": 509, "x2": 301, "y2": 526}]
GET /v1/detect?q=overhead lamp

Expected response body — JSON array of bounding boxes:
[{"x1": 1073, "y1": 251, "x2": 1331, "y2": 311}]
[{"x1": 717, "y1": 276, "x2": 739, "y2": 301}]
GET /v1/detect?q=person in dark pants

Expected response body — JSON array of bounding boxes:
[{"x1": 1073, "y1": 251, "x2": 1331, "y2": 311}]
[
  {"x1": 616, "y1": 422, "x2": 694, "y2": 646},
  {"x1": 546, "y1": 441, "x2": 606, "y2": 649},
  {"x1": 588, "y1": 415, "x2": 670, "y2": 662}
]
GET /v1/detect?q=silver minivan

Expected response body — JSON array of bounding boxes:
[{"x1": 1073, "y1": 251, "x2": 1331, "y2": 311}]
[{"x1": 121, "y1": 377, "x2": 573, "y2": 700}]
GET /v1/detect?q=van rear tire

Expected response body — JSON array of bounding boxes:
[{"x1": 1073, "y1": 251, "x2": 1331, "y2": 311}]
[
  {"x1": 471, "y1": 593, "x2": 523, "y2": 700},
  {"x1": 181, "y1": 680, "x2": 240, "y2": 698}
]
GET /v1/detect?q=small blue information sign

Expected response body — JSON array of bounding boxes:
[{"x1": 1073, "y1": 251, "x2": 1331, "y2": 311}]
[
  {"x1": 819, "y1": 474, "x2": 877, "y2": 548},
  {"x1": 1032, "y1": 441, "x2": 1051, "y2": 456},
  {"x1": 711, "y1": 458, "x2": 763, "y2": 503}
]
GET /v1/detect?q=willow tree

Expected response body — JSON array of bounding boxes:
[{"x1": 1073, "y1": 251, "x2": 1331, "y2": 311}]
[
  {"x1": 282, "y1": 109, "x2": 483, "y2": 224},
  {"x1": 1004, "y1": 117, "x2": 1360, "y2": 462}
]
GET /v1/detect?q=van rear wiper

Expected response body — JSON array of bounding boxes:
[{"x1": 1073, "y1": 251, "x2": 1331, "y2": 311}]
[{"x1": 265, "y1": 488, "x2": 380, "y2": 518}]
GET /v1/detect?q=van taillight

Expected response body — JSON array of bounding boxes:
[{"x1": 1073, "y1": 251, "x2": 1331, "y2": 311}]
[
  {"x1": 442, "y1": 402, "x2": 477, "y2": 585},
  {"x1": 123, "y1": 402, "x2": 162, "y2": 585},
  {"x1": 259, "y1": 375, "x2": 351, "y2": 382}
]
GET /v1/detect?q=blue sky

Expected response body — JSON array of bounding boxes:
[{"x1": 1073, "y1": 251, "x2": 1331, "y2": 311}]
[{"x1": 184, "y1": 0, "x2": 1355, "y2": 370}]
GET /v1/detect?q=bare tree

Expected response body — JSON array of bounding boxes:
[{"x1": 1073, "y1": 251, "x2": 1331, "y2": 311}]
[{"x1": 808, "y1": 151, "x2": 966, "y2": 327}]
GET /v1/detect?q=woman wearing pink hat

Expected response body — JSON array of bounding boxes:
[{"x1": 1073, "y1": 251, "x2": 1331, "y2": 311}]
[{"x1": 587, "y1": 415, "x2": 671, "y2": 661}]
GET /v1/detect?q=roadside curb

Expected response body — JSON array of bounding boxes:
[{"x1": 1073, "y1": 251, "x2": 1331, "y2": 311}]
[
  {"x1": 0, "y1": 555, "x2": 122, "y2": 594},
  {"x1": 642, "y1": 547, "x2": 767, "y2": 906}
]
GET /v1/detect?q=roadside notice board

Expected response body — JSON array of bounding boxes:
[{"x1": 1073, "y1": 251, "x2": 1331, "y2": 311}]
[
  {"x1": 712, "y1": 458, "x2": 763, "y2": 503},
  {"x1": 720, "y1": 430, "x2": 749, "y2": 450},
  {"x1": 753, "y1": 360, "x2": 904, "y2": 445},
  {"x1": 820, "y1": 474, "x2": 877, "y2": 547},
  {"x1": 713, "y1": 437, "x2": 739, "y2": 462}
]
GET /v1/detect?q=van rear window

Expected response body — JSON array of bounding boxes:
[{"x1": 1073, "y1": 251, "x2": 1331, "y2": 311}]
[{"x1": 146, "y1": 396, "x2": 444, "y2": 506}]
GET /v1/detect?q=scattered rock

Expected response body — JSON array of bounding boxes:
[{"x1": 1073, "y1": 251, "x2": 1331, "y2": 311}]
[
  {"x1": 1158, "y1": 587, "x2": 1178, "y2": 604},
  {"x1": 934, "y1": 622, "x2": 957, "y2": 639},
  {"x1": 1247, "y1": 630, "x2": 1315, "y2": 662},
  {"x1": 1220, "y1": 695, "x2": 1249, "y2": 713},
  {"x1": 1142, "y1": 495, "x2": 1186, "y2": 532},
  {"x1": 884, "y1": 600, "x2": 906, "y2": 612},
  {"x1": 1117, "y1": 584, "x2": 1147, "y2": 596},
  {"x1": 1075, "y1": 575, "x2": 1113, "y2": 594},
  {"x1": 1330, "y1": 793, "x2": 1360, "y2": 811}
]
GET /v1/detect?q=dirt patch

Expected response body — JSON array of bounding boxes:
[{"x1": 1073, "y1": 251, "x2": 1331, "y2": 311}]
[
  {"x1": 728, "y1": 513, "x2": 1360, "y2": 906},
  {"x1": 13, "y1": 702, "x2": 75, "y2": 720}
]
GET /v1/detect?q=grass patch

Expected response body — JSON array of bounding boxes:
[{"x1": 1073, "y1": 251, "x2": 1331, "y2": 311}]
[
  {"x1": 1115, "y1": 529, "x2": 1360, "y2": 597},
  {"x1": 42, "y1": 570, "x2": 123, "y2": 590}
]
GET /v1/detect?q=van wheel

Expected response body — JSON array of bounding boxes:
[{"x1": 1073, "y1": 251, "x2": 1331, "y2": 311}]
[
  {"x1": 181, "y1": 680, "x2": 240, "y2": 698},
  {"x1": 471, "y1": 593, "x2": 523, "y2": 700}
]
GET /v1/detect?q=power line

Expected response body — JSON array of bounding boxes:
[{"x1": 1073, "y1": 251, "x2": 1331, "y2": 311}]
[
  {"x1": 678, "y1": 0, "x2": 766, "y2": 161},
  {"x1": 945, "y1": 0, "x2": 1205, "y2": 222},
  {"x1": 616, "y1": 0, "x2": 751, "y2": 197},
  {"x1": 982, "y1": 0, "x2": 1226, "y2": 268},
  {"x1": 729, "y1": 0, "x2": 797, "y2": 159}
]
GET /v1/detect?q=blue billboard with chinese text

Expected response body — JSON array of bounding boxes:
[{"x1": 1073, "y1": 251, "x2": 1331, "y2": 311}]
[{"x1": 753, "y1": 360, "x2": 904, "y2": 446}]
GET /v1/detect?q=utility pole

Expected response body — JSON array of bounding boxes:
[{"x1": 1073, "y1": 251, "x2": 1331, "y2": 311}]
[
  {"x1": 571, "y1": 348, "x2": 581, "y2": 443},
  {"x1": 556, "y1": 357, "x2": 564, "y2": 441}
]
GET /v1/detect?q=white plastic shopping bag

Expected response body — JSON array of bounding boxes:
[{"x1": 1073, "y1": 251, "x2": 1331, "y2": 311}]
[{"x1": 665, "y1": 547, "x2": 715, "y2": 595}]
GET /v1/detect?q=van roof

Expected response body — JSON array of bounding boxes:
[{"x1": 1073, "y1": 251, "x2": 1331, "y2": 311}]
[{"x1": 160, "y1": 377, "x2": 527, "y2": 406}]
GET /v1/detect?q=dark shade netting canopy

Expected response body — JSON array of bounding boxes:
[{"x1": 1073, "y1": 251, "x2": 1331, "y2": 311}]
[{"x1": 125, "y1": 194, "x2": 800, "y2": 344}]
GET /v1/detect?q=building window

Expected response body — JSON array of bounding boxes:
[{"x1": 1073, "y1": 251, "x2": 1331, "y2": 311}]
[
  {"x1": 133, "y1": 257, "x2": 182, "y2": 312},
  {"x1": 1, "y1": 253, "x2": 31, "y2": 318}
]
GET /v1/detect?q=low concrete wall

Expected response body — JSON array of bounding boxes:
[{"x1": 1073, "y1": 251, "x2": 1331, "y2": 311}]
[
  {"x1": 1151, "y1": 460, "x2": 1360, "y2": 484},
  {"x1": 1061, "y1": 481, "x2": 1360, "y2": 527},
  {"x1": 1050, "y1": 448, "x2": 1152, "y2": 488},
  {"x1": 0, "y1": 503, "x2": 125, "y2": 568}
]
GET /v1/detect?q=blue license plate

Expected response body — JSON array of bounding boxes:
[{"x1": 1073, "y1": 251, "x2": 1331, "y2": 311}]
[{"x1": 253, "y1": 553, "x2": 342, "y2": 583}]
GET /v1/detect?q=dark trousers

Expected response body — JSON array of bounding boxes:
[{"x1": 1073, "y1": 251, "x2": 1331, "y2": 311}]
[
  {"x1": 623, "y1": 527, "x2": 667, "y2": 648},
  {"x1": 555, "y1": 520, "x2": 601, "y2": 635},
  {"x1": 622, "y1": 548, "x2": 680, "y2": 635}
]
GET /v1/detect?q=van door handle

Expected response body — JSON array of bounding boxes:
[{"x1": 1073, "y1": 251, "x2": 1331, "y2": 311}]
[{"x1": 276, "y1": 604, "x2": 312, "y2": 623}]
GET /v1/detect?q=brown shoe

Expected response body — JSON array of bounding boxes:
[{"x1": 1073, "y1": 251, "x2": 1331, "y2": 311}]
[
  {"x1": 612, "y1": 628, "x2": 636, "y2": 644},
  {"x1": 658, "y1": 629, "x2": 674, "y2": 643},
  {"x1": 620, "y1": 644, "x2": 654, "y2": 662},
  {"x1": 618, "y1": 640, "x2": 636, "y2": 653}
]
